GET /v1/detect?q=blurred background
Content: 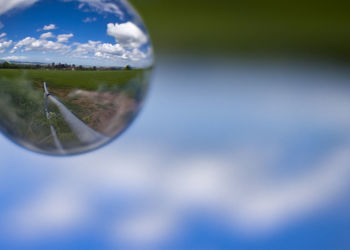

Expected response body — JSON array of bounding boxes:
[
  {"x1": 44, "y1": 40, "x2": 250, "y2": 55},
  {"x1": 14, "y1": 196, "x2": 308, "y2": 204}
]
[
  {"x1": 132, "y1": 0, "x2": 350, "y2": 60},
  {"x1": 1, "y1": 0, "x2": 350, "y2": 249}
]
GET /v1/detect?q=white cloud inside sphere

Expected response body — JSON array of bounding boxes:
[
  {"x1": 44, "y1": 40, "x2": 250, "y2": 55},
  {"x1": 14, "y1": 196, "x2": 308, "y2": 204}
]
[
  {"x1": 2, "y1": 18, "x2": 151, "y2": 66},
  {"x1": 76, "y1": 0, "x2": 124, "y2": 17},
  {"x1": 1, "y1": 55, "x2": 27, "y2": 60},
  {"x1": 11, "y1": 37, "x2": 70, "y2": 54},
  {"x1": 57, "y1": 33, "x2": 74, "y2": 43},
  {"x1": 107, "y1": 22, "x2": 148, "y2": 50},
  {"x1": 40, "y1": 32, "x2": 55, "y2": 40},
  {"x1": 42, "y1": 24, "x2": 57, "y2": 31},
  {"x1": 0, "y1": 40, "x2": 13, "y2": 53},
  {"x1": 83, "y1": 17, "x2": 97, "y2": 23},
  {"x1": 0, "y1": 0, "x2": 39, "y2": 16}
]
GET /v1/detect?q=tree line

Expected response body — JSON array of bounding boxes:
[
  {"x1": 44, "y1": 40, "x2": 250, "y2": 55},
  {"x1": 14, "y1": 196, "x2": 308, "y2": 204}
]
[{"x1": 0, "y1": 61, "x2": 133, "y2": 71}]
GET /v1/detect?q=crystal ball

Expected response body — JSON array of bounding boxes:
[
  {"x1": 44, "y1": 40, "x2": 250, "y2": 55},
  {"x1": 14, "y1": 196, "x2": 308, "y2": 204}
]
[{"x1": 0, "y1": 0, "x2": 153, "y2": 155}]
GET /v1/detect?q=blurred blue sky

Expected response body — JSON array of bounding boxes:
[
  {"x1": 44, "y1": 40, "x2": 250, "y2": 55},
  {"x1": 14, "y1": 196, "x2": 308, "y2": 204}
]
[{"x1": 1, "y1": 56, "x2": 350, "y2": 249}]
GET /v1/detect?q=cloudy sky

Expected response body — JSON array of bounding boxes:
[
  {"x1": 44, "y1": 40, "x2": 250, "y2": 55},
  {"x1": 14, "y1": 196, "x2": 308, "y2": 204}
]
[{"x1": 0, "y1": 0, "x2": 153, "y2": 67}]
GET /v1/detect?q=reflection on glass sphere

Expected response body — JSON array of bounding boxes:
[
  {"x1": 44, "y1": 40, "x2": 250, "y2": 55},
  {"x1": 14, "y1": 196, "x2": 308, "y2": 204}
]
[{"x1": 0, "y1": 0, "x2": 153, "y2": 155}]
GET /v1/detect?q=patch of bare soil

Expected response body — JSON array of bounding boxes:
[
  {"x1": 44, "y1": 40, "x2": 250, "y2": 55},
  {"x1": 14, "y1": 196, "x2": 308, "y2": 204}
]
[{"x1": 65, "y1": 89, "x2": 138, "y2": 136}]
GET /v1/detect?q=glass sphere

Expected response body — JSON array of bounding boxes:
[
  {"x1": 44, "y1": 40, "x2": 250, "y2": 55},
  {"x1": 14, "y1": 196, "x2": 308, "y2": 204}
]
[{"x1": 0, "y1": 0, "x2": 153, "y2": 155}]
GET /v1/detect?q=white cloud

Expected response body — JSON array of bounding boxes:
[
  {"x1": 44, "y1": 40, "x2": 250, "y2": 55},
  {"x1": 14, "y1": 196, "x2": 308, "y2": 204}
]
[
  {"x1": 76, "y1": 0, "x2": 123, "y2": 17},
  {"x1": 42, "y1": 24, "x2": 57, "y2": 31},
  {"x1": 72, "y1": 39, "x2": 150, "y2": 63},
  {"x1": 40, "y1": 32, "x2": 55, "y2": 40},
  {"x1": 94, "y1": 43, "x2": 124, "y2": 58},
  {"x1": 0, "y1": 21, "x2": 150, "y2": 65},
  {"x1": 1, "y1": 55, "x2": 27, "y2": 61},
  {"x1": 72, "y1": 22, "x2": 152, "y2": 64},
  {"x1": 7, "y1": 186, "x2": 89, "y2": 239},
  {"x1": 226, "y1": 148, "x2": 350, "y2": 233},
  {"x1": 112, "y1": 210, "x2": 176, "y2": 245},
  {"x1": 0, "y1": 40, "x2": 13, "y2": 53},
  {"x1": 72, "y1": 40, "x2": 101, "y2": 55},
  {"x1": 57, "y1": 33, "x2": 73, "y2": 43},
  {"x1": 11, "y1": 37, "x2": 70, "y2": 54},
  {"x1": 107, "y1": 22, "x2": 148, "y2": 50},
  {"x1": 83, "y1": 17, "x2": 97, "y2": 23},
  {"x1": 124, "y1": 47, "x2": 152, "y2": 61},
  {"x1": 108, "y1": 147, "x2": 350, "y2": 244},
  {"x1": 0, "y1": 32, "x2": 6, "y2": 38},
  {"x1": 0, "y1": 0, "x2": 39, "y2": 16},
  {"x1": 5, "y1": 142, "x2": 350, "y2": 246},
  {"x1": 11, "y1": 37, "x2": 36, "y2": 52}
]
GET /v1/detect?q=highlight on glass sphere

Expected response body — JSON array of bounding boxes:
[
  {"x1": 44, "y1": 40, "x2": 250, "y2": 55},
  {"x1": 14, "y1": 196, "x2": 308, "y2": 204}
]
[{"x1": 0, "y1": 0, "x2": 153, "y2": 155}]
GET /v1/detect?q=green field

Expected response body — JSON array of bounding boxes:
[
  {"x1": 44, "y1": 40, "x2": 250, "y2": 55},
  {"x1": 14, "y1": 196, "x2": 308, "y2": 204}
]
[
  {"x1": 0, "y1": 68, "x2": 151, "y2": 154},
  {"x1": 131, "y1": 0, "x2": 350, "y2": 60},
  {"x1": 0, "y1": 69, "x2": 145, "y2": 90}
]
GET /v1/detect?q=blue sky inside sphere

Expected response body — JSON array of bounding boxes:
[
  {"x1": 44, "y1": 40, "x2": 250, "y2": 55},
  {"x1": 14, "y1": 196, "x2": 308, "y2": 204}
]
[{"x1": 0, "y1": 0, "x2": 153, "y2": 68}]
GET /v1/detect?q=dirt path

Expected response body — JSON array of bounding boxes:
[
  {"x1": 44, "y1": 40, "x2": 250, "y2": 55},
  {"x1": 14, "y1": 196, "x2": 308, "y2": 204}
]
[
  {"x1": 43, "y1": 82, "x2": 109, "y2": 152},
  {"x1": 48, "y1": 94, "x2": 109, "y2": 145}
]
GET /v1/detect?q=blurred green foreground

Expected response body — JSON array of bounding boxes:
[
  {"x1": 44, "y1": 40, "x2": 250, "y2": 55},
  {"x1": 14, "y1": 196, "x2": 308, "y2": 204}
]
[{"x1": 131, "y1": 0, "x2": 350, "y2": 60}]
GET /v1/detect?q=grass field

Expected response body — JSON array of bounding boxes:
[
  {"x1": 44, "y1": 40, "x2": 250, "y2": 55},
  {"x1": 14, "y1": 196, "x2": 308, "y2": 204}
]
[
  {"x1": 0, "y1": 69, "x2": 145, "y2": 90},
  {"x1": 0, "y1": 68, "x2": 151, "y2": 154}
]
